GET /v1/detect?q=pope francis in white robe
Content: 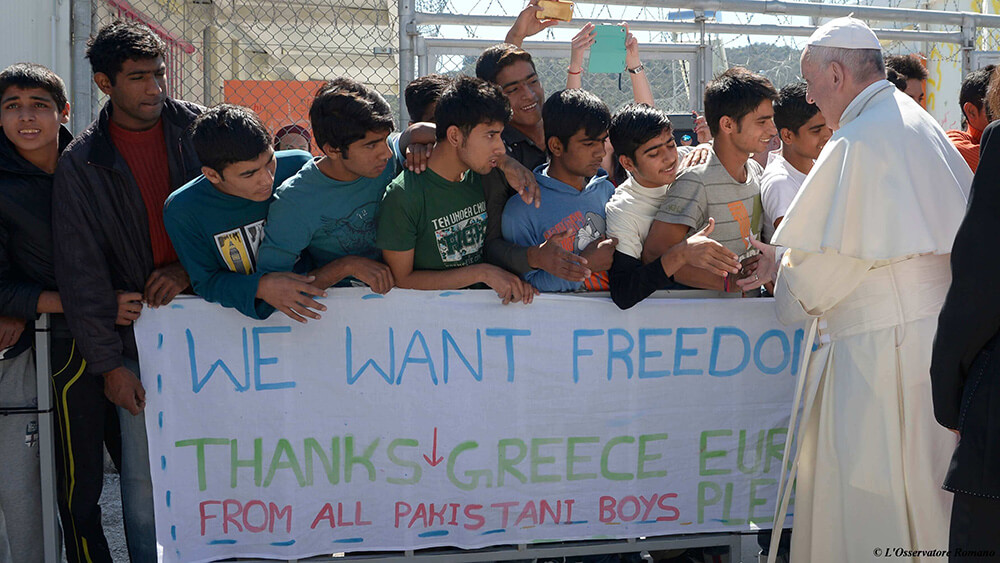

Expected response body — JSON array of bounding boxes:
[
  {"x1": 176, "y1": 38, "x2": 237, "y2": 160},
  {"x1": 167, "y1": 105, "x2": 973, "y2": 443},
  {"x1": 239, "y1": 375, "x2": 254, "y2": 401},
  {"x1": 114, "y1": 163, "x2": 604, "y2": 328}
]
[{"x1": 765, "y1": 18, "x2": 973, "y2": 563}]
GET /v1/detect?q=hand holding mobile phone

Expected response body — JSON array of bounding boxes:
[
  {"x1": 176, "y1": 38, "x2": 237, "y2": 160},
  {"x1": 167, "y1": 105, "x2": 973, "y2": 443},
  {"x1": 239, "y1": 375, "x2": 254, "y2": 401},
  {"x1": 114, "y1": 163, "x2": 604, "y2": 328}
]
[
  {"x1": 736, "y1": 247, "x2": 761, "y2": 281},
  {"x1": 536, "y1": 0, "x2": 574, "y2": 21},
  {"x1": 588, "y1": 24, "x2": 627, "y2": 73}
]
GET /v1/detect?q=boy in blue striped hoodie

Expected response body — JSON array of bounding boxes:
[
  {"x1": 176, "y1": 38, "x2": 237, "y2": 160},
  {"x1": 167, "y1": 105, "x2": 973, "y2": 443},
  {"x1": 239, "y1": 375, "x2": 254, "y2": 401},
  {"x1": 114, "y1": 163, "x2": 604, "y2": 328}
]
[{"x1": 501, "y1": 89, "x2": 617, "y2": 292}]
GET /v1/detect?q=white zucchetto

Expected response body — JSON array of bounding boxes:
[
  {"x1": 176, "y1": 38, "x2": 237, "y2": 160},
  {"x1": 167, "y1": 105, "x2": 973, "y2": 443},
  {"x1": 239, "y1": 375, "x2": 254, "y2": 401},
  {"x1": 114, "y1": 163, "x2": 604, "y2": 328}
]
[{"x1": 806, "y1": 16, "x2": 881, "y2": 50}]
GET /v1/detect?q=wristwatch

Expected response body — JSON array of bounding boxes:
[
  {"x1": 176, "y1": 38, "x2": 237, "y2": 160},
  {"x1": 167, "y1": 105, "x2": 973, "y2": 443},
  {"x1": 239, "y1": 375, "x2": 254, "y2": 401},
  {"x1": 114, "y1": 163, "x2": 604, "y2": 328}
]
[{"x1": 626, "y1": 63, "x2": 645, "y2": 74}]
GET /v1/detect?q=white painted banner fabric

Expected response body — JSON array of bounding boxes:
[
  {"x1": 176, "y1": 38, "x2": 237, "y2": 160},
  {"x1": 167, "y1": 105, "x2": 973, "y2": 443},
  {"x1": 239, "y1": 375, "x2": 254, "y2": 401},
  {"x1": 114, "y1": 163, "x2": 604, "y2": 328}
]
[{"x1": 135, "y1": 289, "x2": 803, "y2": 562}]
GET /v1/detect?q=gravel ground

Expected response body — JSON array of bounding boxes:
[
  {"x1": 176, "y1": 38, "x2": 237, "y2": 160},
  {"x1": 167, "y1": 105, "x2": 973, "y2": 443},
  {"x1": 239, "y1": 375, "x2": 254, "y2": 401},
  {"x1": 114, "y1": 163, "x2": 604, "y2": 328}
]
[{"x1": 99, "y1": 473, "x2": 128, "y2": 563}]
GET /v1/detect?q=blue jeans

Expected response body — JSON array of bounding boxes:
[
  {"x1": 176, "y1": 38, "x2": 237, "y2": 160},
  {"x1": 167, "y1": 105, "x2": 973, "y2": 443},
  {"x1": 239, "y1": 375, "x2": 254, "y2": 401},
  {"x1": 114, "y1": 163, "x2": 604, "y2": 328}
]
[{"x1": 118, "y1": 358, "x2": 156, "y2": 563}]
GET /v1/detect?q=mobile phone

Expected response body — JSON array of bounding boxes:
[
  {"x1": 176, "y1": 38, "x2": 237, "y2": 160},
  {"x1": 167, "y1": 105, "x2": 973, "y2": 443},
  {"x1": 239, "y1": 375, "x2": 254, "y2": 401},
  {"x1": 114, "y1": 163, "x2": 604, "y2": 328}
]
[
  {"x1": 667, "y1": 113, "x2": 697, "y2": 146},
  {"x1": 736, "y1": 246, "x2": 761, "y2": 281},
  {"x1": 588, "y1": 24, "x2": 626, "y2": 74},
  {"x1": 536, "y1": 0, "x2": 573, "y2": 21}
]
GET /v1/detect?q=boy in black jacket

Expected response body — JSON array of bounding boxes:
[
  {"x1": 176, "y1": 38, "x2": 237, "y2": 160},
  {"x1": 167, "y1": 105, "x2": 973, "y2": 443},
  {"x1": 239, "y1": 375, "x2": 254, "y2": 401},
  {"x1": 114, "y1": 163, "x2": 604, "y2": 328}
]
[
  {"x1": 0, "y1": 61, "x2": 141, "y2": 563},
  {"x1": 0, "y1": 60, "x2": 72, "y2": 563},
  {"x1": 52, "y1": 20, "x2": 203, "y2": 563}
]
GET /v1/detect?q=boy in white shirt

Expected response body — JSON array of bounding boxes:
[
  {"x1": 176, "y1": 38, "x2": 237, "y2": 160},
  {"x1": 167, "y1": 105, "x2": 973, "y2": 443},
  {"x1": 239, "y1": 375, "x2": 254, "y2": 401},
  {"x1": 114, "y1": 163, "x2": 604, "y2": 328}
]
[
  {"x1": 760, "y1": 82, "x2": 832, "y2": 240},
  {"x1": 605, "y1": 103, "x2": 741, "y2": 308}
]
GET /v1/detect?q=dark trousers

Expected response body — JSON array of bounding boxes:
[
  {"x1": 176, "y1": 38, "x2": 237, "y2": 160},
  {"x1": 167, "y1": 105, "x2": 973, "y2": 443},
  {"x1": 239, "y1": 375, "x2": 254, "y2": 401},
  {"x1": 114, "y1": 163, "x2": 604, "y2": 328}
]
[
  {"x1": 50, "y1": 335, "x2": 122, "y2": 563},
  {"x1": 950, "y1": 491, "x2": 1000, "y2": 562}
]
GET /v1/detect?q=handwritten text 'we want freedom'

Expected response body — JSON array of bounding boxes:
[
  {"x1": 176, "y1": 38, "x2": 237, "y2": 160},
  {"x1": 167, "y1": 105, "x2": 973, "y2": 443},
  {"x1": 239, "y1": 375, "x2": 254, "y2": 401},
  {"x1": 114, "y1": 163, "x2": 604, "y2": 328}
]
[{"x1": 181, "y1": 324, "x2": 808, "y2": 393}]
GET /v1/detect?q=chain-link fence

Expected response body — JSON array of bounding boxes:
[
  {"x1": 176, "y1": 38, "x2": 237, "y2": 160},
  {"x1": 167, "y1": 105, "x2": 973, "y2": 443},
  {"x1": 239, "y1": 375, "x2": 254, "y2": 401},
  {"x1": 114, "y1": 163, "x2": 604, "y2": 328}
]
[
  {"x1": 416, "y1": 1, "x2": 709, "y2": 114},
  {"x1": 81, "y1": 0, "x2": 1000, "y2": 140},
  {"x1": 411, "y1": 2, "x2": 955, "y2": 120},
  {"x1": 92, "y1": 0, "x2": 401, "y2": 149},
  {"x1": 413, "y1": 2, "x2": 815, "y2": 114},
  {"x1": 422, "y1": 41, "x2": 698, "y2": 115},
  {"x1": 411, "y1": 0, "x2": 1000, "y2": 129}
]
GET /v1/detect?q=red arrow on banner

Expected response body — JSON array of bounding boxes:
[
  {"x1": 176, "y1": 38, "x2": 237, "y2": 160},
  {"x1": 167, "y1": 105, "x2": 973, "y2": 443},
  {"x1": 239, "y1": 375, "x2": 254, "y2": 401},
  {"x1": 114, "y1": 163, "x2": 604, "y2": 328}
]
[{"x1": 423, "y1": 427, "x2": 444, "y2": 467}]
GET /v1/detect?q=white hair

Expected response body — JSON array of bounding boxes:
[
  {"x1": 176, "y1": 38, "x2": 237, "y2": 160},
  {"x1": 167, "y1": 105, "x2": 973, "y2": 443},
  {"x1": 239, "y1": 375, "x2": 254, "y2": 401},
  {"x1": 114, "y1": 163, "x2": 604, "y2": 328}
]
[{"x1": 805, "y1": 45, "x2": 885, "y2": 82}]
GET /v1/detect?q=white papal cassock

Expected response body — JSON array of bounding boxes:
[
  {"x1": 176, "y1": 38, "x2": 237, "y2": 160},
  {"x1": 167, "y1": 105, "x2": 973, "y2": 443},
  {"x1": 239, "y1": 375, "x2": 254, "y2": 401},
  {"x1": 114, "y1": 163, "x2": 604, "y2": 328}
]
[{"x1": 770, "y1": 80, "x2": 972, "y2": 562}]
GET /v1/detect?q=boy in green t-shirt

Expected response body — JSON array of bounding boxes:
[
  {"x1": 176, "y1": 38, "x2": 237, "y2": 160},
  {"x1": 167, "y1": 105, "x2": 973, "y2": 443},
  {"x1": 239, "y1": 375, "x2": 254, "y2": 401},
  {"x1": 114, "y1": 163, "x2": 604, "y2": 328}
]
[{"x1": 376, "y1": 76, "x2": 536, "y2": 304}]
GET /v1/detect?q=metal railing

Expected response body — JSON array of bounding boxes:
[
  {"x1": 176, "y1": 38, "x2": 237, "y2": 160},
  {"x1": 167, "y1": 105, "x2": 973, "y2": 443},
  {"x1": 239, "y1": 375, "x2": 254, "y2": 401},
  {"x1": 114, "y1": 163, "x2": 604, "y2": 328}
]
[{"x1": 1, "y1": 316, "x2": 60, "y2": 563}]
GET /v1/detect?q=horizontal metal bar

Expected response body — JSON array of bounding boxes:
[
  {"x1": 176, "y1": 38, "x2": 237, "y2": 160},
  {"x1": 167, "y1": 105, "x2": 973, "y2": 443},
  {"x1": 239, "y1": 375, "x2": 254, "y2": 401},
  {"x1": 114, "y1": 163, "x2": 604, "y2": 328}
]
[
  {"x1": 705, "y1": 22, "x2": 963, "y2": 43},
  {"x1": 235, "y1": 531, "x2": 771, "y2": 562},
  {"x1": 581, "y1": 0, "x2": 1000, "y2": 27},
  {"x1": 415, "y1": 13, "x2": 966, "y2": 44},
  {"x1": 0, "y1": 407, "x2": 53, "y2": 416},
  {"x1": 421, "y1": 36, "x2": 701, "y2": 57},
  {"x1": 415, "y1": 12, "x2": 701, "y2": 32}
]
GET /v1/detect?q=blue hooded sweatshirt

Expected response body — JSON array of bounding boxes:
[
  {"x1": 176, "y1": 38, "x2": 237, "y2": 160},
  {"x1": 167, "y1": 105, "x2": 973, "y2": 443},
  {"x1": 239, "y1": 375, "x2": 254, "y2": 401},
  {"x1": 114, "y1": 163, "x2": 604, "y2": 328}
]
[{"x1": 501, "y1": 164, "x2": 616, "y2": 292}]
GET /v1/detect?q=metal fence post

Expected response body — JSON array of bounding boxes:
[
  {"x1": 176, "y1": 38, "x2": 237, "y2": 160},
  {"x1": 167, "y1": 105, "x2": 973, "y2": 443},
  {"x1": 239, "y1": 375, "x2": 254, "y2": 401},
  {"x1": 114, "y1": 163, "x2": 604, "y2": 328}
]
[
  {"x1": 416, "y1": 36, "x2": 428, "y2": 81},
  {"x1": 70, "y1": 0, "x2": 95, "y2": 133},
  {"x1": 203, "y1": 23, "x2": 215, "y2": 107},
  {"x1": 696, "y1": 10, "x2": 709, "y2": 112},
  {"x1": 34, "y1": 314, "x2": 60, "y2": 563},
  {"x1": 398, "y1": 0, "x2": 416, "y2": 124},
  {"x1": 962, "y1": 14, "x2": 976, "y2": 78}
]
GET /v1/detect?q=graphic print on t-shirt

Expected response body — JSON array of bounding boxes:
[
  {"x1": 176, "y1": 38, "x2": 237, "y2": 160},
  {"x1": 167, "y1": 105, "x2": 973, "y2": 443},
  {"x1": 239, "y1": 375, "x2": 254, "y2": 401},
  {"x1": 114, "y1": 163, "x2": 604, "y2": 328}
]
[
  {"x1": 431, "y1": 201, "x2": 487, "y2": 267},
  {"x1": 318, "y1": 200, "x2": 379, "y2": 260},
  {"x1": 214, "y1": 219, "x2": 265, "y2": 274},
  {"x1": 542, "y1": 210, "x2": 610, "y2": 291},
  {"x1": 725, "y1": 195, "x2": 763, "y2": 251},
  {"x1": 574, "y1": 212, "x2": 606, "y2": 252},
  {"x1": 727, "y1": 201, "x2": 753, "y2": 250}
]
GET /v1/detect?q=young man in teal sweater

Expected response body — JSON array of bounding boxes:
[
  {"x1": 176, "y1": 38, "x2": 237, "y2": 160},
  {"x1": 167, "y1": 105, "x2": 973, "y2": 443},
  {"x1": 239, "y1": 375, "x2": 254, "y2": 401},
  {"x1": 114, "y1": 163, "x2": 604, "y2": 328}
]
[
  {"x1": 163, "y1": 104, "x2": 326, "y2": 321},
  {"x1": 255, "y1": 78, "x2": 427, "y2": 299}
]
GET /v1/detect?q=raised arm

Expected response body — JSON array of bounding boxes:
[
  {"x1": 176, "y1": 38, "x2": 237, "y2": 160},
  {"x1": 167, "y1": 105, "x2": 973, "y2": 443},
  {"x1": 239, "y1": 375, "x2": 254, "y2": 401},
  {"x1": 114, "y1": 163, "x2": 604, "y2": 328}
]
[
  {"x1": 566, "y1": 23, "x2": 653, "y2": 107},
  {"x1": 567, "y1": 23, "x2": 595, "y2": 90},
  {"x1": 624, "y1": 23, "x2": 654, "y2": 106},
  {"x1": 505, "y1": 0, "x2": 559, "y2": 47}
]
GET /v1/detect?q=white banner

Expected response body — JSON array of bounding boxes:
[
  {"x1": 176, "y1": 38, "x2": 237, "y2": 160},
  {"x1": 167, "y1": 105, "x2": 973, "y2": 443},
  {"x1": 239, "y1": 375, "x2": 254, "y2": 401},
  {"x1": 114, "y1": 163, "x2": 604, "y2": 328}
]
[{"x1": 136, "y1": 289, "x2": 804, "y2": 562}]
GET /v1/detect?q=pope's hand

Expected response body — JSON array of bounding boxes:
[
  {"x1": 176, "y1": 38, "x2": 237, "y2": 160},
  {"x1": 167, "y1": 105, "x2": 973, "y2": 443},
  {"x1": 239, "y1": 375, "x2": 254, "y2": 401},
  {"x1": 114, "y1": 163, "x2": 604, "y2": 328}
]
[{"x1": 736, "y1": 235, "x2": 778, "y2": 291}]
